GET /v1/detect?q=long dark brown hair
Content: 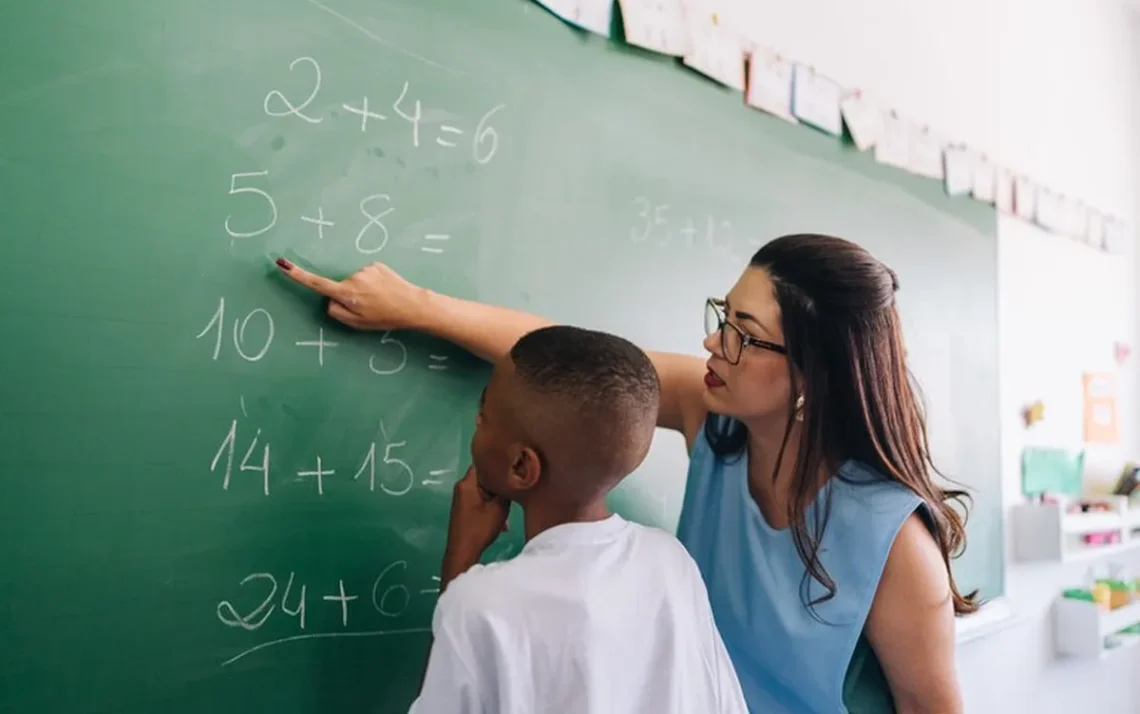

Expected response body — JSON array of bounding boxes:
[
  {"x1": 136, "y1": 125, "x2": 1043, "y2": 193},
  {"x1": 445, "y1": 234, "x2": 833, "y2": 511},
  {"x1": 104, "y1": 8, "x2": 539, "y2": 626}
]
[{"x1": 705, "y1": 234, "x2": 979, "y2": 616}]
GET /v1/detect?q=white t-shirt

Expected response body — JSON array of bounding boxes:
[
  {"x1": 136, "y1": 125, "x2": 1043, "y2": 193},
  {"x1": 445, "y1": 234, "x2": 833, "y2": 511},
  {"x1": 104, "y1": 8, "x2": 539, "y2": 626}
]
[{"x1": 408, "y1": 514, "x2": 748, "y2": 714}]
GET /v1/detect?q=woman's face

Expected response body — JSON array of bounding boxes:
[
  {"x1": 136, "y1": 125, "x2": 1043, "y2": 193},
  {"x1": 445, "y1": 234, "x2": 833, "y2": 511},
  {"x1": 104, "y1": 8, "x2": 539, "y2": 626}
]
[{"x1": 702, "y1": 267, "x2": 793, "y2": 423}]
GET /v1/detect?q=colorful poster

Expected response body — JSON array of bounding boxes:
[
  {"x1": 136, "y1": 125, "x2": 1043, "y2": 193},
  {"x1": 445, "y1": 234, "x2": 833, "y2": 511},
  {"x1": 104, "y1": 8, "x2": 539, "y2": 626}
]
[{"x1": 1082, "y1": 372, "x2": 1119, "y2": 444}]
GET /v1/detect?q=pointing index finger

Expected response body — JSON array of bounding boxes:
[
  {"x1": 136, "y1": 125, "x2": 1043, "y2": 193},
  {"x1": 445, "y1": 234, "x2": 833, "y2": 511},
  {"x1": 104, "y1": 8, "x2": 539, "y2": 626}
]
[{"x1": 275, "y1": 258, "x2": 348, "y2": 301}]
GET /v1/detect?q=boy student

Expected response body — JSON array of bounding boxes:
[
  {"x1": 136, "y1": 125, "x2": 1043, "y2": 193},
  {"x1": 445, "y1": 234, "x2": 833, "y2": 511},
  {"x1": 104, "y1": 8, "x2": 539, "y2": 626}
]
[{"x1": 409, "y1": 326, "x2": 747, "y2": 714}]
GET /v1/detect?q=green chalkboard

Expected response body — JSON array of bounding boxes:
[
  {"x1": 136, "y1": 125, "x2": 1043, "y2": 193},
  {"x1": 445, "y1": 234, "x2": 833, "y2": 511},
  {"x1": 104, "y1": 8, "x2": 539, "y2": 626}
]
[{"x1": 0, "y1": 0, "x2": 1001, "y2": 712}]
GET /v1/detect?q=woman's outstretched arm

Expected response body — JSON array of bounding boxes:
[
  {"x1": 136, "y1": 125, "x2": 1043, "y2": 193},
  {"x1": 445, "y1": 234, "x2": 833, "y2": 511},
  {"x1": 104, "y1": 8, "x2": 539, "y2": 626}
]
[{"x1": 276, "y1": 259, "x2": 709, "y2": 443}]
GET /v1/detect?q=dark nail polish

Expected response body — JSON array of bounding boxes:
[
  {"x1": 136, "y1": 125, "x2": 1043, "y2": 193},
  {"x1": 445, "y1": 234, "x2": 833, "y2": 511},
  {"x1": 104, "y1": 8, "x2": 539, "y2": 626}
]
[{"x1": 276, "y1": 258, "x2": 293, "y2": 271}]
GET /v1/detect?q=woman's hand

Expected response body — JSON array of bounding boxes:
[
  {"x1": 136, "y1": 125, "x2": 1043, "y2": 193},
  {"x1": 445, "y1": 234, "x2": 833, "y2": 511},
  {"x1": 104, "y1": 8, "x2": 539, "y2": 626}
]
[
  {"x1": 276, "y1": 258, "x2": 430, "y2": 331},
  {"x1": 274, "y1": 256, "x2": 554, "y2": 365}
]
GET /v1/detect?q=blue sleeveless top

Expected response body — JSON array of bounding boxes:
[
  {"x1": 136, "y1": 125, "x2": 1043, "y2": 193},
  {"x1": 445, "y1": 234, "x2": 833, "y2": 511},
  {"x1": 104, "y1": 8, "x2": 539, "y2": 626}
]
[{"x1": 677, "y1": 421, "x2": 922, "y2": 713}]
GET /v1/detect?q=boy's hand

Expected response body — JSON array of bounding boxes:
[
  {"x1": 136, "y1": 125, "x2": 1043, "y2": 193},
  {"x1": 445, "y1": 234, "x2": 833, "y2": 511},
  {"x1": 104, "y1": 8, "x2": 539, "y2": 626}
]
[{"x1": 444, "y1": 466, "x2": 510, "y2": 566}]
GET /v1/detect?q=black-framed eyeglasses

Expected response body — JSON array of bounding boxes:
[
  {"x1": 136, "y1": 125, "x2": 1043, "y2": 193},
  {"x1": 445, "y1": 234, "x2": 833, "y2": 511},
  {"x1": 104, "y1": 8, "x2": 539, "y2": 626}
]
[{"x1": 704, "y1": 298, "x2": 787, "y2": 365}]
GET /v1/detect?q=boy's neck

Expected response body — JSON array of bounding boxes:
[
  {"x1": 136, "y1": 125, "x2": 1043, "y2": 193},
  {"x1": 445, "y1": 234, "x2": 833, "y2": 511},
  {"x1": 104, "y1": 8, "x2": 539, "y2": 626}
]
[{"x1": 522, "y1": 499, "x2": 611, "y2": 542}]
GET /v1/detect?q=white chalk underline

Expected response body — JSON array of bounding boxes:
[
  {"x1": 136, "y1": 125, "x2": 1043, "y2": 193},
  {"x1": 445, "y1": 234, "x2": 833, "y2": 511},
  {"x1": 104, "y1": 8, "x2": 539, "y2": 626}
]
[{"x1": 220, "y1": 626, "x2": 432, "y2": 666}]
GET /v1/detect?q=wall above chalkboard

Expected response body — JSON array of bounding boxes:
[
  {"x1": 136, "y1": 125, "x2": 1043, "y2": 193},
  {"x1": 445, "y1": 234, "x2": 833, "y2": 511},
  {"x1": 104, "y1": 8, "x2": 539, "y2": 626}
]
[{"x1": 532, "y1": 0, "x2": 1132, "y2": 255}]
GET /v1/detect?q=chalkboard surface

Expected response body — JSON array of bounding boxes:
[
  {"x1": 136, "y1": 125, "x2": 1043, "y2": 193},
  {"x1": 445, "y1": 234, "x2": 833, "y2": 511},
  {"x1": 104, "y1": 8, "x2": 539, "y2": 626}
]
[{"x1": 0, "y1": 1, "x2": 1001, "y2": 712}]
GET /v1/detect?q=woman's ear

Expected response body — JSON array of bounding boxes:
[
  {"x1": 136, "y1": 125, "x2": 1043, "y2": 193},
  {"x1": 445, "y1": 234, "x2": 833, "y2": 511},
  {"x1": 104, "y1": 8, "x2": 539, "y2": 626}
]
[{"x1": 506, "y1": 443, "x2": 542, "y2": 491}]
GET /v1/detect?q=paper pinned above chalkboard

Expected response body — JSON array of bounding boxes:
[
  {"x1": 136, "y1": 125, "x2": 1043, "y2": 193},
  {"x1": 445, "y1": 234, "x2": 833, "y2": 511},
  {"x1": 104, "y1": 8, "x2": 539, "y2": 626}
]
[
  {"x1": 1061, "y1": 201, "x2": 1088, "y2": 244},
  {"x1": 840, "y1": 91, "x2": 883, "y2": 151},
  {"x1": 535, "y1": 0, "x2": 613, "y2": 36},
  {"x1": 909, "y1": 127, "x2": 945, "y2": 181},
  {"x1": 682, "y1": 10, "x2": 746, "y2": 90},
  {"x1": 943, "y1": 145, "x2": 974, "y2": 197},
  {"x1": 530, "y1": 0, "x2": 1129, "y2": 256},
  {"x1": 791, "y1": 65, "x2": 842, "y2": 136},
  {"x1": 1013, "y1": 177, "x2": 1038, "y2": 222},
  {"x1": 618, "y1": 0, "x2": 691, "y2": 56},
  {"x1": 1104, "y1": 217, "x2": 1131, "y2": 254},
  {"x1": 874, "y1": 112, "x2": 911, "y2": 171},
  {"x1": 995, "y1": 169, "x2": 1015, "y2": 214},
  {"x1": 971, "y1": 155, "x2": 996, "y2": 204},
  {"x1": 1034, "y1": 189, "x2": 1063, "y2": 233},
  {"x1": 746, "y1": 47, "x2": 797, "y2": 124},
  {"x1": 1087, "y1": 211, "x2": 1107, "y2": 249}
]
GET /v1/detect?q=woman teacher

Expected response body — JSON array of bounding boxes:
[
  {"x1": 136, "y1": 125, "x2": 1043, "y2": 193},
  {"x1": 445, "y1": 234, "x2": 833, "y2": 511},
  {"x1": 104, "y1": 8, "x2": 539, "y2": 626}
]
[{"x1": 275, "y1": 233, "x2": 975, "y2": 713}]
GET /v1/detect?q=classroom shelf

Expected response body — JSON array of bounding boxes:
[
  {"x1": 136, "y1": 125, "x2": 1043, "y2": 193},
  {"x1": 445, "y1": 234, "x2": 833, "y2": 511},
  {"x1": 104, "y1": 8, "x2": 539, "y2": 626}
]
[
  {"x1": 1012, "y1": 497, "x2": 1140, "y2": 563},
  {"x1": 1054, "y1": 597, "x2": 1140, "y2": 659}
]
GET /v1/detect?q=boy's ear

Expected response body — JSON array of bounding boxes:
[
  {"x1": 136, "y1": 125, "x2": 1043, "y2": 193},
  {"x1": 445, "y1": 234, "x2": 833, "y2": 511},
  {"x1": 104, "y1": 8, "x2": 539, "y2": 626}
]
[{"x1": 505, "y1": 443, "x2": 542, "y2": 491}]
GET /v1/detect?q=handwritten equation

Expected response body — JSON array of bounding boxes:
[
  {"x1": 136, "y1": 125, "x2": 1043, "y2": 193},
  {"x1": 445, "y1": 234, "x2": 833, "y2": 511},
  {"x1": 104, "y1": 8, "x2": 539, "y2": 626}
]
[
  {"x1": 224, "y1": 56, "x2": 505, "y2": 253},
  {"x1": 201, "y1": 46, "x2": 513, "y2": 670},
  {"x1": 216, "y1": 537, "x2": 517, "y2": 666},
  {"x1": 209, "y1": 407, "x2": 455, "y2": 498},
  {"x1": 201, "y1": 52, "x2": 479, "y2": 499},
  {"x1": 226, "y1": 174, "x2": 460, "y2": 256},
  {"x1": 263, "y1": 56, "x2": 504, "y2": 159},
  {"x1": 215, "y1": 562, "x2": 436, "y2": 666},
  {"x1": 194, "y1": 296, "x2": 453, "y2": 375},
  {"x1": 299, "y1": 200, "x2": 452, "y2": 256},
  {"x1": 630, "y1": 196, "x2": 757, "y2": 256}
]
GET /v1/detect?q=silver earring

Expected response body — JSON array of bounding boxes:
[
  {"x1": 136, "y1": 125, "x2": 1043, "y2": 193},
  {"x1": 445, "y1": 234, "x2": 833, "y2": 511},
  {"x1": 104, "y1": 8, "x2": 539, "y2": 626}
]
[{"x1": 794, "y1": 395, "x2": 805, "y2": 422}]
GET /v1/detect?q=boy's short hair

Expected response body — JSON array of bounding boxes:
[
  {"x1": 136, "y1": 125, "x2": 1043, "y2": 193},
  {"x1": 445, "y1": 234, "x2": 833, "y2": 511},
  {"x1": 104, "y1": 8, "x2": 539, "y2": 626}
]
[{"x1": 508, "y1": 326, "x2": 661, "y2": 491}]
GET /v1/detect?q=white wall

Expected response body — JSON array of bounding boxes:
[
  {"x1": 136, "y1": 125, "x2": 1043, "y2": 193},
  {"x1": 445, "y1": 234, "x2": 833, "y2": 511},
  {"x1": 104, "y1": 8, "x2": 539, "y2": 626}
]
[
  {"x1": 733, "y1": 0, "x2": 1140, "y2": 711},
  {"x1": 960, "y1": 218, "x2": 1140, "y2": 714}
]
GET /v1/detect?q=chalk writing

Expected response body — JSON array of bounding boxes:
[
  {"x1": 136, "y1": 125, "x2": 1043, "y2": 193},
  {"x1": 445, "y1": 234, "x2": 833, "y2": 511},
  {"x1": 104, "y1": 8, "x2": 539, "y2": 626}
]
[
  {"x1": 217, "y1": 564, "x2": 437, "y2": 666},
  {"x1": 221, "y1": 624, "x2": 429, "y2": 667},
  {"x1": 206, "y1": 49, "x2": 510, "y2": 672},
  {"x1": 281, "y1": 571, "x2": 307, "y2": 630},
  {"x1": 355, "y1": 194, "x2": 395, "y2": 255},
  {"x1": 372, "y1": 560, "x2": 412, "y2": 617},
  {"x1": 368, "y1": 331, "x2": 409, "y2": 375},
  {"x1": 195, "y1": 298, "x2": 275, "y2": 362},
  {"x1": 421, "y1": 233, "x2": 450, "y2": 254},
  {"x1": 195, "y1": 298, "x2": 228, "y2": 360},
  {"x1": 629, "y1": 197, "x2": 742, "y2": 253},
  {"x1": 301, "y1": 206, "x2": 334, "y2": 240},
  {"x1": 225, "y1": 171, "x2": 278, "y2": 239},
  {"x1": 218, "y1": 567, "x2": 437, "y2": 632},
  {"x1": 322, "y1": 579, "x2": 358, "y2": 627},
  {"x1": 297, "y1": 199, "x2": 462, "y2": 256},
  {"x1": 294, "y1": 327, "x2": 339, "y2": 366},
  {"x1": 705, "y1": 216, "x2": 737, "y2": 253},
  {"x1": 297, "y1": 455, "x2": 334, "y2": 496},
  {"x1": 392, "y1": 81, "x2": 422, "y2": 148},
  {"x1": 210, "y1": 412, "x2": 271, "y2": 495},
  {"x1": 264, "y1": 56, "x2": 323, "y2": 124},
  {"x1": 473, "y1": 104, "x2": 506, "y2": 164},
  {"x1": 630, "y1": 196, "x2": 668, "y2": 243},
  {"x1": 194, "y1": 300, "x2": 457, "y2": 381},
  {"x1": 341, "y1": 96, "x2": 386, "y2": 132},
  {"x1": 217, "y1": 572, "x2": 278, "y2": 631},
  {"x1": 353, "y1": 421, "x2": 414, "y2": 496},
  {"x1": 435, "y1": 125, "x2": 464, "y2": 147},
  {"x1": 233, "y1": 309, "x2": 276, "y2": 362},
  {"x1": 256, "y1": 57, "x2": 506, "y2": 162}
]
